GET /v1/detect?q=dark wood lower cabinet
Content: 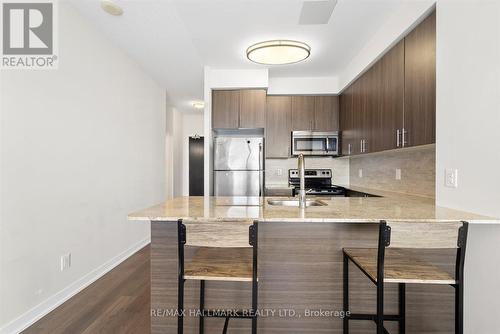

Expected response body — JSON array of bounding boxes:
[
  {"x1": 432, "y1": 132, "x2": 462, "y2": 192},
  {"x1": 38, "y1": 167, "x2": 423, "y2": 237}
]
[{"x1": 152, "y1": 222, "x2": 456, "y2": 334}]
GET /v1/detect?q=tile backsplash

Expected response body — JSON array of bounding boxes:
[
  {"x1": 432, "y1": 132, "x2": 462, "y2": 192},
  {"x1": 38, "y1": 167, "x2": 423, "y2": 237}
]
[
  {"x1": 349, "y1": 144, "x2": 435, "y2": 198},
  {"x1": 266, "y1": 145, "x2": 435, "y2": 198},
  {"x1": 266, "y1": 156, "x2": 350, "y2": 186}
]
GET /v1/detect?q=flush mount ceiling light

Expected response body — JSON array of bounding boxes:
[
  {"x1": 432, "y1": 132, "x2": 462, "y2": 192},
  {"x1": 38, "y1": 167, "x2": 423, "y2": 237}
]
[
  {"x1": 192, "y1": 102, "x2": 205, "y2": 109},
  {"x1": 246, "y1": 40, "x2": 311, "y2": 65},
  {"x1": 101, "y1": 0, "x2": 123, "y2": 16}
]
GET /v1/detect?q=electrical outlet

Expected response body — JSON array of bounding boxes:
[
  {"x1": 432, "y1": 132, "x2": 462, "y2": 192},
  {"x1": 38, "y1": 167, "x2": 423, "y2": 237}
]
[
  {"x1": 60, "y1": 253, "x2": 71, "y2": 271},
  {"x1": 276, "y1": 168, "x2": 283, "y2": 176},
  {"x1": 395, "y1": 168, "x2": 402, "y2": 180},
  {"x1": 445, "y1": 168, "x2": 458, "y2": 188},
  {"x1": 358, "y1": 169, "x2": 363, "y2": 178}
]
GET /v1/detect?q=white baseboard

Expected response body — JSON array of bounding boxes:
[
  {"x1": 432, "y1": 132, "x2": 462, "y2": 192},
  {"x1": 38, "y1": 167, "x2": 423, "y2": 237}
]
[{"x1": 0, "y1": 237, "x2": 150, "y2": 334}]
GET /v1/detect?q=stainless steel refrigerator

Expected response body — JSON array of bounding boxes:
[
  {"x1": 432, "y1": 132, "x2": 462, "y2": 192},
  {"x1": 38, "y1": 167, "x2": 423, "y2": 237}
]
[{"x1": 214, "y1": 136, "x2": 264, "y2": 197}]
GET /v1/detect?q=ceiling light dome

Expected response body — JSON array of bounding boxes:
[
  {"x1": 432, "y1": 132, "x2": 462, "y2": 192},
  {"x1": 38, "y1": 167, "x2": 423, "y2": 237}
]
[
  {"x1": 246, "y1": 40, "x2": 311, "y2": 65},
  {"x1": 101, "y1": 0, "x2": 123, "y2": 16},
  {"x1": 192, "y1": 101, "x2": 205, "y2": 109}
]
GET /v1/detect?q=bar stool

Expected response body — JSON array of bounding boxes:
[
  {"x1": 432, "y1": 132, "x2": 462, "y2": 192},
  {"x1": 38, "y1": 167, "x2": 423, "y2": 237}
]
[
  {"x1": 343, "y1": 220, "x2": 468, "y2": 334},
  {"x1": 177, "y1": 219, "x2": 258, "y2": 334}
]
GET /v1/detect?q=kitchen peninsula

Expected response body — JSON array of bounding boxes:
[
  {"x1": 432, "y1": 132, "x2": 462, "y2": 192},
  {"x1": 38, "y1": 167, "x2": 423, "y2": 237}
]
[{"x1": 129, "y1": 190, "x2": 496, "y2": 334}]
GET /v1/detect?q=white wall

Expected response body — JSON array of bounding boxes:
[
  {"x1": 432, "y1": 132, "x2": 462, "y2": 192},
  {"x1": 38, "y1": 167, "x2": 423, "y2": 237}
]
[
  {"x1": 436, "y1": 0, "x2": 500, "y2": 219},
  {"x1": 435, "y1": 1, "x2": 500, "y2": 332},
  {"x1": 165, "y1": 104, "x2": 175, "y2": 199},
  {"x1": 0, "y1": 3, "x2": 165, "y2": 333},
  {"x1": 267, "y1": 76, "x2": 339, "y2": 95},
  {"x1": 172, "y1": 108, "x2": 183, "y2": 198}
]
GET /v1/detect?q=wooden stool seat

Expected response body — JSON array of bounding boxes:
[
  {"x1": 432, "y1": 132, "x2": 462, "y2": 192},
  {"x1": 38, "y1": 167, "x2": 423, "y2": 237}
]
[
  {"x1": 185, "y1": 247, "x2": 253, "y2": 282},
  {"x1": 343, "y1": 248, "x2": 455, "y2": 284},
  {"x1": 343, "y1": 221, "x2": 468, "y2": 334},
  {"x1": 177, "y1": 219, "x2": 259, "y2": 334}
]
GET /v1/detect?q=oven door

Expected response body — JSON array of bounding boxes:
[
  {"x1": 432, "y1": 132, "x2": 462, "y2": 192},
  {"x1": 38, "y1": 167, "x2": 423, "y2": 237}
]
[{"x1": 292, "y1": 131, "x2": 338, "y2": 156}]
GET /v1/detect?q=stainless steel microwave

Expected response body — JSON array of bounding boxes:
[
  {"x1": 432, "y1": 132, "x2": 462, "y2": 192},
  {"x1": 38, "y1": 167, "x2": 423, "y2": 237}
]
[{"x1": 291, "y1": 131, "x2": 339, "y2": 156}]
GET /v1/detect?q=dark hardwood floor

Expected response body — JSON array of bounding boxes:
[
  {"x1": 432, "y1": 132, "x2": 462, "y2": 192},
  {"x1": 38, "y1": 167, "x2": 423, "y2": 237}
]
[{"x1": 23, "y1": 245, "x2": 151, "y2": 334}]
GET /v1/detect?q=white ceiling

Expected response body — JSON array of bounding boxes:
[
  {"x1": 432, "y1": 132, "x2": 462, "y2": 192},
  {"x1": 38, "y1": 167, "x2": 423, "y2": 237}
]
[{"x1": 69, "y1": 0, "x2": 405, "y2": 112}]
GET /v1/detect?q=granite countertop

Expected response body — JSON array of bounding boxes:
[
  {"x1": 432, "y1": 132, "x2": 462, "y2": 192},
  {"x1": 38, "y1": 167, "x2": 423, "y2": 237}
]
[{"x1": 128, "y1": 188, "x2": 497, "y2": 224}]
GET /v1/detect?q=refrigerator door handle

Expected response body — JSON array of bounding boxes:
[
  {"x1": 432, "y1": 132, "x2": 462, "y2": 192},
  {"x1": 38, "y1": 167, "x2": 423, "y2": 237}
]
[{"x1": 258, "y1": 143, "x2": 262, "y2": 196}]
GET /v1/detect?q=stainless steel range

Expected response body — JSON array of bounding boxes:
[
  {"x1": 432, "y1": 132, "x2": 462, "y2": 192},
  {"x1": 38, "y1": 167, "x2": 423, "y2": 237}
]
[{"x1": 288, "y1": 168, "x2": 346, "y2": 197}]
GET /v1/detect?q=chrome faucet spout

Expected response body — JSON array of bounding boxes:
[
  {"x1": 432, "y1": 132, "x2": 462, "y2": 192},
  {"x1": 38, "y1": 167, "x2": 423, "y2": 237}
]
[{"x1": 297, "y1": 154, "x2": 306, "y2": 208}]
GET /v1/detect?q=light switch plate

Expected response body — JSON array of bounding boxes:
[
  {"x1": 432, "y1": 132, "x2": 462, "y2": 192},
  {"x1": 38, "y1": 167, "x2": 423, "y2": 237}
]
[
  {"x1": 395, "y1": 168, "x2": 402, "y2": 180},
  {"x1": 276, "y1": 168, "x2": 283, "y2": 176},
  {"x1": 60, "y1": 253, "x2": 71, "y2": 271},
  {"x1": 358, "y1": 169, "x2": 363, "y2": 178},
  {"x1": 445, "y1": 168, "x2": 458, "y2": 188}
]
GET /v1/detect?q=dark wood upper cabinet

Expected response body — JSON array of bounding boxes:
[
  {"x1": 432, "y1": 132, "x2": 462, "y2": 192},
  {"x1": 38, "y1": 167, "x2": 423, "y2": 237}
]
[
  {"x1": 380, "y1": 40, "x2": 404, "y2": 151},
  {"x1": 351, "y1": 80, "x2": 364, "y2": 155},
  {"x1": 340, "y1": 10, "x2": 435, "y2": 155},
  {"x1": 212, "y1": 90, "x2": 240, "y2": 129},
  {"x1": 239, "y1": 89, "x2": 266, "y2": 128},
  {"x1": 340, "y1": 90, "x2": 354, "y2": 155},
  {"x1": 314, "y1": 96, "x2": 340, "y2": 131},
  {"x1": 266, "y1": 96, "x2": 292, "y2": 158},
  {"x1": 291, "y1": 96, "x2": 315, "y2": 131},
  {"x1": 361, "y1": 65, "x2": 377, "y2": 154},
  {"x1": 404, "y1": 11, "x2": 436, "y2": 147}
]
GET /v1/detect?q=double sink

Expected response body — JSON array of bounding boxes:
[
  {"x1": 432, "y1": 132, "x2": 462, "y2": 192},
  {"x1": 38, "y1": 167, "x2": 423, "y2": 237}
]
[
  {"x1": 267, "y1": 199, "x2": 327, "y2": 207},
  {"x1": 267, "y1": 189, "x2": 381, "y2": 207}
]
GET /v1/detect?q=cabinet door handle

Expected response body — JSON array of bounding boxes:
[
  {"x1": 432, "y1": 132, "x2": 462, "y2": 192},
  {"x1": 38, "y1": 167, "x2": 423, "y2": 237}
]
[
  {"x1": 396, "y1": 129, "x2": 401, "y2": 147},
  {"x1": 348, "y1": 143, "x2": 352, "y2": 155},
  {"x1": 402, "y1": 128, "x2": 408, "y2": 147}
]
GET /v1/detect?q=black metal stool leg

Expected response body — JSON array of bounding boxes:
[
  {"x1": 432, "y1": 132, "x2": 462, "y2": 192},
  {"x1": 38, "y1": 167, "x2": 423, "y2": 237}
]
[
  {"x1": 178, "y1": 278, "x2": 184, "y2": 334},
  {"x1": 199, "y1": 280, "x2": 205, "y2": 334},
  {"x1": 222, "y1": 317, "x2": 230, "y2": 334},
  {"x1": 251, "y1": 315, "x2": 257, "y2": 334},
  {"x1": 399, "y1": 283, "x2": 406, "y2": 334},
  {"x1": 455, "y1": 282, "x2": 463, "y2": 334},
  {"x1": 343, "y1": 253, "x2": 349, "y2": 334},
  {"x1": 376, "y1": 281, "x2": 384, "y2": 334}
]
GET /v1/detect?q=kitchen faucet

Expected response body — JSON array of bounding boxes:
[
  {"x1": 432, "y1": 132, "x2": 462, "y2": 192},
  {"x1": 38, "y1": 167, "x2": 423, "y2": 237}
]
[{"x1": 297, "y1": 153, "x2": 306, "y2": 208}]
